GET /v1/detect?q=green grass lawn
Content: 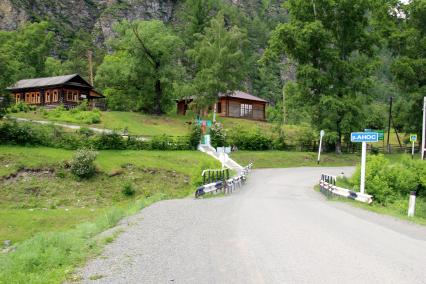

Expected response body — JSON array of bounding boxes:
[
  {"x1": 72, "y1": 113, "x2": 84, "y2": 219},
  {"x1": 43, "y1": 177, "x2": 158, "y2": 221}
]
[
  {"x1": 12, "y1": 111, "x2": 193, "y2": 136},
  {"x1": 0, "y1": 146, "x2": 219, "y2": 244},
  {"x1": 231, "y1": 151, "x2": 414, "y2": 169},
  {"x1": 230, "y1": 151, "x2": 360, "y2": 168}
]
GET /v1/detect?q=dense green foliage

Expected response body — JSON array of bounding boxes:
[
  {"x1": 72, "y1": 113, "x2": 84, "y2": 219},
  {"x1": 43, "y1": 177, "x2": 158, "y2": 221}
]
[
  {"x1": 266, "y1": 0, "x2": 384, "y2": 152},
  {"x1": 390, "y1": 0, "x2": 426, "y2": 137},
  {"x1": 0, "y1": 121, "x2": 194, "y2": 151},
  {"x1": 352, "y1": 155, "x2": 426, "y2": 204},
  {"x1": 95, "y1": 20, "x2": 184, "y2": 114}
]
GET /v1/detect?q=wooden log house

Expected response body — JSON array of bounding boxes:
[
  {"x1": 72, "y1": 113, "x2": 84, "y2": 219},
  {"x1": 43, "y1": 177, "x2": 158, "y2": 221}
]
[
  {"x1": 177, "y1": 91, "x2": 268, "y2": 121},
  {"x1": 7, "y1": 74, "x2": 106, "y2": 110}
]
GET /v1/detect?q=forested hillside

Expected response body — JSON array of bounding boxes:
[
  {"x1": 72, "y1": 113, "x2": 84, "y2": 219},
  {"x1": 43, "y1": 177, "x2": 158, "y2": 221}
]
[{"x1": 0, "y1": 0, "x2": 425, "y2": 152}]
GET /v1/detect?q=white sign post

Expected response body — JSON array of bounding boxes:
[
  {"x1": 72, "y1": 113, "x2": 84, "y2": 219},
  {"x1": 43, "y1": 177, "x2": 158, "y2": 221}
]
[
  {"x1": 422, "y1": 97, "x2": 426, "y2": 160},
  {"x1": 317, "y1": 130, "x2": 325, "y2": 165},
  {"x1": 360, "y1": 142, "x2": 367, "y2": 194},
  {"x1": 410, "y1": 134, "x2": 417, "y2": 160},
  {"x1": 351, "y1": 132, "x2": 379, "y2": 194}
]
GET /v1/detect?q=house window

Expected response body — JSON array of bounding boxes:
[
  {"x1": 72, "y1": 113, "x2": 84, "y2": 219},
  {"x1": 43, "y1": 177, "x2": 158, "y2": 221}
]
[
  {"x1": 35, "y1": 92, "x2": 40, "y2": 104},
  {"x1": 15, "y1": 93, "x2": 21, "y2": 103},
  {"x1": 66, "y1": 90, "x2": 79, "y2": 102},
  {"x1": 52, "y1": 90, "x2": 59, "y2": 102},
  {"x1": 240, "y1": 103, "x2": 253, "y2": 117},
  {"x1": 217, "y1": 102, "x2": 222, "y2": 113},
  {"x1": 45, "y1": 91, "x2": 51, "y2": 103}
]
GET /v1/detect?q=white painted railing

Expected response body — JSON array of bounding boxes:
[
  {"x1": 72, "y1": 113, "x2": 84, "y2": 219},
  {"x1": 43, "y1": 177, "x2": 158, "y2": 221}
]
[
  {"x1": 195, "y1": 163, "x2": 253, "y2": 198},
  {"x1": 319, "y1": 174, "x2": 373, "y2": 204}
]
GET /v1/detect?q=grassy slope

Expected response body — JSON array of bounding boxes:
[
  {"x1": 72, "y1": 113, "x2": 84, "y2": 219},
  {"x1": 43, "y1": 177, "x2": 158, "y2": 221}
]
[
  {"x1": 231, "y1": 151, "x2": 361, "y2": 168},
  {"x1": 12, "y1": 111, "x2": 192, "y2": 136},
  {"x1": 0, "y1": 146, "x2": 219, "y2": 244}
]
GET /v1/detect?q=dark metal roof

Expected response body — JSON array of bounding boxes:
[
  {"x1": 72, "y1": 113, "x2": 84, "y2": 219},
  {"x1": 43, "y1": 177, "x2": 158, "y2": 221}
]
[
  {"x1": 220, "y1": 91, "x2": 268, "y2": 103},
  {"x1": 177, "y1": 91, "x2": 268, "y2": 103},
  {"x1": 6, "y1": 74, "x2": 92, "y2": 90}
]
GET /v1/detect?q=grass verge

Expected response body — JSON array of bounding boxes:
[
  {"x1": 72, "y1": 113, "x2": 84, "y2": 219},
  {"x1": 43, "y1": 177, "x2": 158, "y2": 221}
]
[
  {"x1": 231, "y1": 151, "x2": 414, "y2": 169},
  {"x1": 0, "y1": 145, "x2": 219, "y2": 283},
  {"x1": 315, "y1": 186, "x2": 426, "y2": 226},
  {"x1": 0, "y1": 194, "x2": 164, "y2": 283}
]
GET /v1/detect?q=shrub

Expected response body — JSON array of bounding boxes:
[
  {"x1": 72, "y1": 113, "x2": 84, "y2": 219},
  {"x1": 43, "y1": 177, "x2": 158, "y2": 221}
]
[
  {"x1": 122, "y1": 183, "x2": 136, "y2": 196},
  {"x1": 228, "y1": 128, "x2": 272, "y2": 150},
  {"x1": 189, "y1": 123, "x2": 202, "y2": 149},
  {"x1": 93, "y1": 132, "x2": 125, "y2": 150},
  {"x1": 70, "y1": 148, "x2": 98, "y2": 179},
  {"x1": 352, "y1": 155, "x2": 426, "y2": 205},
  {"x1": 0, "y1": 121, "x2": 194, "y2": 151},
  {"x1": 150, "y1": 134, "x2": 172, "y2": 150},
  {"x1": 210, "y1": 123, "x2": 226, "y2": 148}
]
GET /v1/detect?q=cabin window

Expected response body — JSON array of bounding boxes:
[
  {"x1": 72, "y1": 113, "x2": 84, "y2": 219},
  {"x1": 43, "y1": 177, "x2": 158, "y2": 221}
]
[
  {"x1": 52, "y1": 90, "x2": 59, "y2": 102},
  {"x1": 15, "y1": 93, "x2": 21, "y2": 103},
  {"x1": 35, "y1": 92, "x2": 40, "y2": 104},
  {"x1": 240, "y1": 104, "x2": 253, "y2": 117},
  {"x1": 45, "y1": 91, "x2": 51, "y2": 103},
  {"x1": 66, "y1": 90, "x2": 79, "y2": 102},
  {"x1": 25, "y1": 93, "x2": 30, "y2": 103}
]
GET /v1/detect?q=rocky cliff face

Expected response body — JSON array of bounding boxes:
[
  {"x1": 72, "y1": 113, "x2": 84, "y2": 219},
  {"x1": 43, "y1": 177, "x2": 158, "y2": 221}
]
[
  {"x1": 0, "y1": 0, "x2": 177, "y2": 45},
  {"x1": 0, "y1": 0, "x2": 285, "y2": 40}
]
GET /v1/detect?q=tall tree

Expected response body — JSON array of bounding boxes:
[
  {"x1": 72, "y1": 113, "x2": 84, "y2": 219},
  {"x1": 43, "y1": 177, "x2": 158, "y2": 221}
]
[
  {"x1": 390, "y1": 0, "x2": 426, "y2": 140},
  {"x1": 0, "y1": 21, "x2": 53, "y2": 90},
  {"x1": 95, "y1": 20, "x2": 184, "y2": 114},
  {"x1": 266, "y1": 0, "x2": 381, "y2": 153},
  {"x1": 186, "y1": 13, "x2": 248, "y2": 111}
]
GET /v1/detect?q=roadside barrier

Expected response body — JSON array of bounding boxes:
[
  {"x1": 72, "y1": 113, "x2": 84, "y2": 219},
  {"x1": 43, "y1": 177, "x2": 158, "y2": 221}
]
[
  {"x1": 195, "y1": 163, "x2": 253, "y2": 198},
  {"x1": 319, "y1": 174, "x2": 373, "y2": 204}
]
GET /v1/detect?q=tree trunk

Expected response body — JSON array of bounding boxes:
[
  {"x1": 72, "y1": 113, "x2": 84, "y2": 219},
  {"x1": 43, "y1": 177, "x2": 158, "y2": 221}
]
[
  {"x1": 154, "y1": 78, "x2": 163, "y2": 115},
  {"x1": 335, "y1": 125, "x2": 342, "y2": 154}
]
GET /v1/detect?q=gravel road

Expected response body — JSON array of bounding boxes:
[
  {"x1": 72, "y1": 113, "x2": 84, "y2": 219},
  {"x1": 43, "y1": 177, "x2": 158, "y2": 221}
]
[{"x1": 79, "y1": 167, "x2": 426, "y2": 284}]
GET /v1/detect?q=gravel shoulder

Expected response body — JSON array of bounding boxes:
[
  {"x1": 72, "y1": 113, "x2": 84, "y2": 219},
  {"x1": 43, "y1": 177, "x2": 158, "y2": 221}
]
[{"x1": 78, "y1": 167, "x2": 426, "y2": 284}]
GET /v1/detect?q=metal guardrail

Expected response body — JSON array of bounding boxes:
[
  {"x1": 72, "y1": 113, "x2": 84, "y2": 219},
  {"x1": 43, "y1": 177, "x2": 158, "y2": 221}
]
[
  {"x1": 319, "y1": 174, "x2": 373, "y2": 204},
  {"x1": 195, "y1": 163, "x2": 253, "y2": 198}
]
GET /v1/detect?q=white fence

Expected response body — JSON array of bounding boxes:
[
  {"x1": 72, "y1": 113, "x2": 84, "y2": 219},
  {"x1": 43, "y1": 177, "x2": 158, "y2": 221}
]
[
  {"x1": 195, "y1": 163, "x2": 253, "y2": 198},
  {"x1": 319, "y1": 174, "x2": 373, "y2": 204}
]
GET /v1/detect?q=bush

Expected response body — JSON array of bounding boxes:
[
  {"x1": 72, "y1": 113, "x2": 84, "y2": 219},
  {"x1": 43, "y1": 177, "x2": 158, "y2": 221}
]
[
  {"x1": 70, "y1": 148, "x2": 98, "y2": 179},
  {"x1": 122, "y1": 183, "x2": 136, "y2": 196},
  {"x1": 228, "y1": 128, "x2": 272, "y2": 150},
  {"x1": 0, "y1": 121, "x2": 194, "y2": 151},
  {"x1": 189, "y1": 123, "x2": 202, "y2": 149},
  {"x1": 93, "y1": 132, "x2": 126, "y2": 150},
  {"x1": 352, "y1": 155, "x2": 426, "y2": 205},
  {"x1": 41, "y1": 106, "x2": 101, "y2": 124},
  {"x1": 209, "y1": 123, "x2": 226, "y2": 148}
]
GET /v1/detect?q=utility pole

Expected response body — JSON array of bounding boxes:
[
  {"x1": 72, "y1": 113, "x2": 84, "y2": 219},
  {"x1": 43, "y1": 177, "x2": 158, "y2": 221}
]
[
  {"x1": 87, "y1": 50, "x2": 94, "y2": 86},
  {"x1": 387, "y1": 96, "x2": 393, "y2": 153}
]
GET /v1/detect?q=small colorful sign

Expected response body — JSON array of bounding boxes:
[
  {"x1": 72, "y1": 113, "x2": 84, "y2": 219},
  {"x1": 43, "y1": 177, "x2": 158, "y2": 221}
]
[{"x1": 410, "y1": 134, "x2": 417, "y2": 142}]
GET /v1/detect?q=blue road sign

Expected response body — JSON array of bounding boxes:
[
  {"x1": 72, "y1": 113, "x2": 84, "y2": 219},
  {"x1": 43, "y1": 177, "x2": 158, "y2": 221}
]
[{"x1": 351, "y1": 132, "x2": 379, "y2": 143}]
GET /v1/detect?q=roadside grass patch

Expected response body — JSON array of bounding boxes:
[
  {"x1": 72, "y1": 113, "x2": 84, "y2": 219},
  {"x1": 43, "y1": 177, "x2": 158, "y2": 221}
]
[
  {"x1": 0, "y1": 145, "x2": 219, "y2": 283},
  {"x1": 231, "y1": 151, "x2": 414, "y2": 169},
  {"x1": 231, "y1": 151, "x2": 361, "y2": 168}
]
